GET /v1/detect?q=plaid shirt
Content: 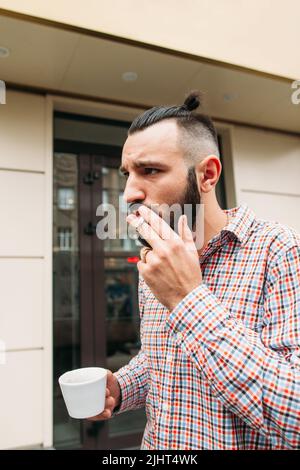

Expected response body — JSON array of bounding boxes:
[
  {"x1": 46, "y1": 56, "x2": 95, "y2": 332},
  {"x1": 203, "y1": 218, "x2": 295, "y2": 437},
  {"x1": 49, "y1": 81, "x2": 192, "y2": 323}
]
[{"x1": 114, "y1": 204, "x2": 300, "y2": 449}]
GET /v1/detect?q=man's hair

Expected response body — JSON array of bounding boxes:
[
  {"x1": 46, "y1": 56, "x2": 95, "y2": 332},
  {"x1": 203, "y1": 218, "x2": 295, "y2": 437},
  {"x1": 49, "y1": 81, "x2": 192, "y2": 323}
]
[{"x1": 128, "y1": 91, "x2": 220, "y2": 164}]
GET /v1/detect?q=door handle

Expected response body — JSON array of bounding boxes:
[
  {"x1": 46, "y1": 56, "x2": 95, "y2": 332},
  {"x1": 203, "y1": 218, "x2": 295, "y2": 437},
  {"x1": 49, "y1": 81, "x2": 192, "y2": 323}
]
[
  {"x1": 83, "y1": 172, "x2": 94, "y2": 185},
  {"x1": 84, "y1": 222, "x2": 97, "y2": 235},
  {"x1": 83, "y1": 171, "x2": 101, "y2": 184}
]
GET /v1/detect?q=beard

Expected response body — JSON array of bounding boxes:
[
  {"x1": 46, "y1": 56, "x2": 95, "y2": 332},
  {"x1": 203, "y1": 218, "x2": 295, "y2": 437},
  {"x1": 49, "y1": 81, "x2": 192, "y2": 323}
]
[
  {"x1": 169, "y1": 166, "x2": 201, "y2": 233},
  {"x1": 128, "y1": 166, "x2": 201, "y2": 248}
]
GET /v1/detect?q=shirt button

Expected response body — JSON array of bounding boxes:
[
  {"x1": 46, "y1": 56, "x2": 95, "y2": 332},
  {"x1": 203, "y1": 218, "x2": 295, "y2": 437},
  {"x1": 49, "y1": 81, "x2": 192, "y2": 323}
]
[
  {"x1": 162, "y1": 402, "x2": 169, "y2": 412},
  {"x1": 166, "y1": 355, "x2": 172, "y2": 363}
]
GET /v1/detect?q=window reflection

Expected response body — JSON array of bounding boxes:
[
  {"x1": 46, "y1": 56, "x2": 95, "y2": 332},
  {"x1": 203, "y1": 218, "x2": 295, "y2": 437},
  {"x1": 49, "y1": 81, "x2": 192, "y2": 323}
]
[{"x1": 101, "y1": 167, "x2": 140, "y2": 252}]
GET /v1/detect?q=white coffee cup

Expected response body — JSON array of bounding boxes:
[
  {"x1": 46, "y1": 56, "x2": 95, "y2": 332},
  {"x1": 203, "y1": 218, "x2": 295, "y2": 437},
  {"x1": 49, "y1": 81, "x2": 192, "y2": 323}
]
[{"x1": 58, "y1": 367, "x2": 108, "y2": 419}]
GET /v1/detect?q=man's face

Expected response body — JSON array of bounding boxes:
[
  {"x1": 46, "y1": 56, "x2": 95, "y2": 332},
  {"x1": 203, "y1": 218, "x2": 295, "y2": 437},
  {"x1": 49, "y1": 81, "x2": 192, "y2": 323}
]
[{"x1": 120, "y1": 120, "x2": 201, "y2": 243}]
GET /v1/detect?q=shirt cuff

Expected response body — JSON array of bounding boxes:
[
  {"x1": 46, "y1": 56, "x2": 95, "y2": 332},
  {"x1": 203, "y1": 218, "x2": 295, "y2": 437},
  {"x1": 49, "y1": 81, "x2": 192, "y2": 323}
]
[
  {"x1": 112, "y1": 368, "x2": 143, "y2": 416},
  {"x1": 166, "y1": 283, "x2": 232, "y2": 365}
]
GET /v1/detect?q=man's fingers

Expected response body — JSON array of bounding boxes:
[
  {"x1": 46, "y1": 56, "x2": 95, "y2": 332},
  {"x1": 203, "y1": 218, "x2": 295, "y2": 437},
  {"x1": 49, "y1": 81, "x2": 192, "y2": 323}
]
[
  {"x1": 101, "y1": 409, "x2": 112, "y2": 418},
  {"x1": 87, "y1": 409, "x2": 111, "y2": 421},
  {"x1": 138, "y1": 205, "x2": 181, "y2": 241},
  {"x1": 87, "y1": 396, "x2": 115, "y2": 421},
  {"x1": 127, "y1": 214, "x2": 162, "y2": 250},
  {"x1": 107, "y1": 396, "x2": 115, "y2": 407},
  {"x1": 178, "y1": 214, "x2": 184, "y2": 239},
  {"x1": 178, "y1": 214, "x2": 196, "y2": 248}
]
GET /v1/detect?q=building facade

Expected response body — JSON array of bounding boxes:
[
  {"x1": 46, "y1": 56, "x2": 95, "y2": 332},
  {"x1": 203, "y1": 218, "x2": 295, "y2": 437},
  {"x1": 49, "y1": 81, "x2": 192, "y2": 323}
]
[{"x1": 0, "y1": 2, "x2": 300, "y2": 449}]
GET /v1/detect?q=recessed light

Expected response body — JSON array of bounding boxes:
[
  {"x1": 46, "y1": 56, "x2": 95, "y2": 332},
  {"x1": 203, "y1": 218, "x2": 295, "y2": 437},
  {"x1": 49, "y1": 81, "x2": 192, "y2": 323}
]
[
  {"x1": 0, "y1": 46, "x2": 10, "y2": 58},
  {"x1": 122, "y1": 72, "x2": 138, "y2": 82}
]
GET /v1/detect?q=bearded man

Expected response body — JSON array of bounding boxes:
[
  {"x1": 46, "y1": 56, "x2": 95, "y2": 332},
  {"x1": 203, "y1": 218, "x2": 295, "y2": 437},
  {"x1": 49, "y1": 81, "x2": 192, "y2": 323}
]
[{"x1": 88, "y1": 91, "x2": 300, "y2": 450}]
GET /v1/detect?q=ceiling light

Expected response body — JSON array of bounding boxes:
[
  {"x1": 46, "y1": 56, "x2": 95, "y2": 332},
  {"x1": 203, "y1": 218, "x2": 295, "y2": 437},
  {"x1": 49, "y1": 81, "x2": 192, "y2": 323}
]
[
  {"x1": 0, "y1": 46, "x2": 10, "y2": 58},
  {"x1": 122, "y1": 72, "x2": 138, "y2": 82}
]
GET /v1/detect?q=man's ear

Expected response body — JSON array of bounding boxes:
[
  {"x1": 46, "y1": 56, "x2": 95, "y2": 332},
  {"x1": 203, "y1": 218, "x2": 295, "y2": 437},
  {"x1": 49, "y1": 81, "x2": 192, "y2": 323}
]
[{"x1": 195, "y1": 155, "x2": 222, "y2": 193}]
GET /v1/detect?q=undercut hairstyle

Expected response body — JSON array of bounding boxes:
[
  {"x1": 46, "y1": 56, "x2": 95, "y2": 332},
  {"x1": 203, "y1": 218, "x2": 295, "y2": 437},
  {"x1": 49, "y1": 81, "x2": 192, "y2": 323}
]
[{"x1": 128, "y1": 91, "x2": 220, "y2": 165}]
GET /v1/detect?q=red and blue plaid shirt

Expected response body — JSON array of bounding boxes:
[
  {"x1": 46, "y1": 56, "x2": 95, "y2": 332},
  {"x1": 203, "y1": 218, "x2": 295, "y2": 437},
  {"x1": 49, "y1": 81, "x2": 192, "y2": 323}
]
[{"x1": 114, "y1": 204, "x2": 300, "y2": 449}]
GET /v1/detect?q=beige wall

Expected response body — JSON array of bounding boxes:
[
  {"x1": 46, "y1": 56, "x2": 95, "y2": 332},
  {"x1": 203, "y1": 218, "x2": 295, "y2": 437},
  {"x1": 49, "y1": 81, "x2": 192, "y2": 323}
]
[
  {"x1": 0, "y1": 0, "x2": 299, "y2": 79},
  {"x1": 231, "y1": 126, "x2": 300, "y2": 233},
  {"x1": 0, "y1": 90, "x2": 52, "y2": 449}
]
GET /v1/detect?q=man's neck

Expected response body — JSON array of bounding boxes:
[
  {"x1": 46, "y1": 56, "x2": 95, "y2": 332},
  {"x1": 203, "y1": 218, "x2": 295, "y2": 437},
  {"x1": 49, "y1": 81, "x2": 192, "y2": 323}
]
[{"x1": 195, "y1": 197, "x2": 228, "y2": 256}]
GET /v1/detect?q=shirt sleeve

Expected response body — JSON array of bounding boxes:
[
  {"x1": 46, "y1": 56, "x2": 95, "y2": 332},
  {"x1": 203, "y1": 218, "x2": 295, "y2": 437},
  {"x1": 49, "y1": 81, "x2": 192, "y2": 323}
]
[
  {"x1": 112, "y1": 276, "x2": 149, "y2": 415},
  {"x1": 166, "y1": 245, "x2": 300, "y2": 448}
]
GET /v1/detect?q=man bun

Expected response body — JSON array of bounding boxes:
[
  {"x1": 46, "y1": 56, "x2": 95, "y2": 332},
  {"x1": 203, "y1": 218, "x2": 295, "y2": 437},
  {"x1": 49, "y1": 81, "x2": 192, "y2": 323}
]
[{"x1": 182, "y1": 90, "x2": 202, "y2": 112}]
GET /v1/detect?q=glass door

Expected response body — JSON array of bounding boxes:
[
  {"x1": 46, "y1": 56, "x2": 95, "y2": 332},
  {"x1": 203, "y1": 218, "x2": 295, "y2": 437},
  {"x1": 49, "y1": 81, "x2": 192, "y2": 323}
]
[
  {"x1": 53, "y1": 152, "x2": 81, "y2": 449},
  {"x1": 53, "y1": 146, "x2": 147, "y2": 449},
  {"x1": 100, "y1": 157, "x2": 147, "y2": 448}
]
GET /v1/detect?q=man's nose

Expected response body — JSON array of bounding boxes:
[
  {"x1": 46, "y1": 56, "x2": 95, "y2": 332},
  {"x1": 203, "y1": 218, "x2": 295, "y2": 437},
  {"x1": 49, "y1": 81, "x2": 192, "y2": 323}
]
[{"x1": 122, "y1": 177, "x2": 145, "y2": 204}]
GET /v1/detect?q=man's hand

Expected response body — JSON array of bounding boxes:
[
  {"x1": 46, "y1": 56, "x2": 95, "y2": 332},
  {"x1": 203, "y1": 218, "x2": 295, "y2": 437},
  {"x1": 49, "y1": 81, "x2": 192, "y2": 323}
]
[
  {"x1": 87, "y1": 370, "x2": 121, "y2": 421},
  {"x1": 127, "y1": 205, "x2": 202, "y2": 311}
]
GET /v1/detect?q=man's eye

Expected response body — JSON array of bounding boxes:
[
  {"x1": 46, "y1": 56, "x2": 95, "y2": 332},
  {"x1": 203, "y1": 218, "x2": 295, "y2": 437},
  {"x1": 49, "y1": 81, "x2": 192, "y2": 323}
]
[{"x1": 144, "y1": 168, "x2": 160, "y2": 175}]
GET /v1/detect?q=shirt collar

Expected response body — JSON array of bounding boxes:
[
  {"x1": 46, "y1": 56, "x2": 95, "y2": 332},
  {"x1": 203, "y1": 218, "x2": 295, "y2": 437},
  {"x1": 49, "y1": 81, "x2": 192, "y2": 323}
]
[
  {"x1": 221, "y1": 204, "x2": 256, "y2": 246},
  {"x1": 205, "y1": 204, "x2": 256, "y2": 250}
]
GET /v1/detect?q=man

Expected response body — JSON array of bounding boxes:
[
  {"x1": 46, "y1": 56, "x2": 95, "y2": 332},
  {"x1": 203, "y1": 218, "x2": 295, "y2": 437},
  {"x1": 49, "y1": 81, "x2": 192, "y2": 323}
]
[{"x1": 88, "y1": 91, "x2": 300, "y2": 449}]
